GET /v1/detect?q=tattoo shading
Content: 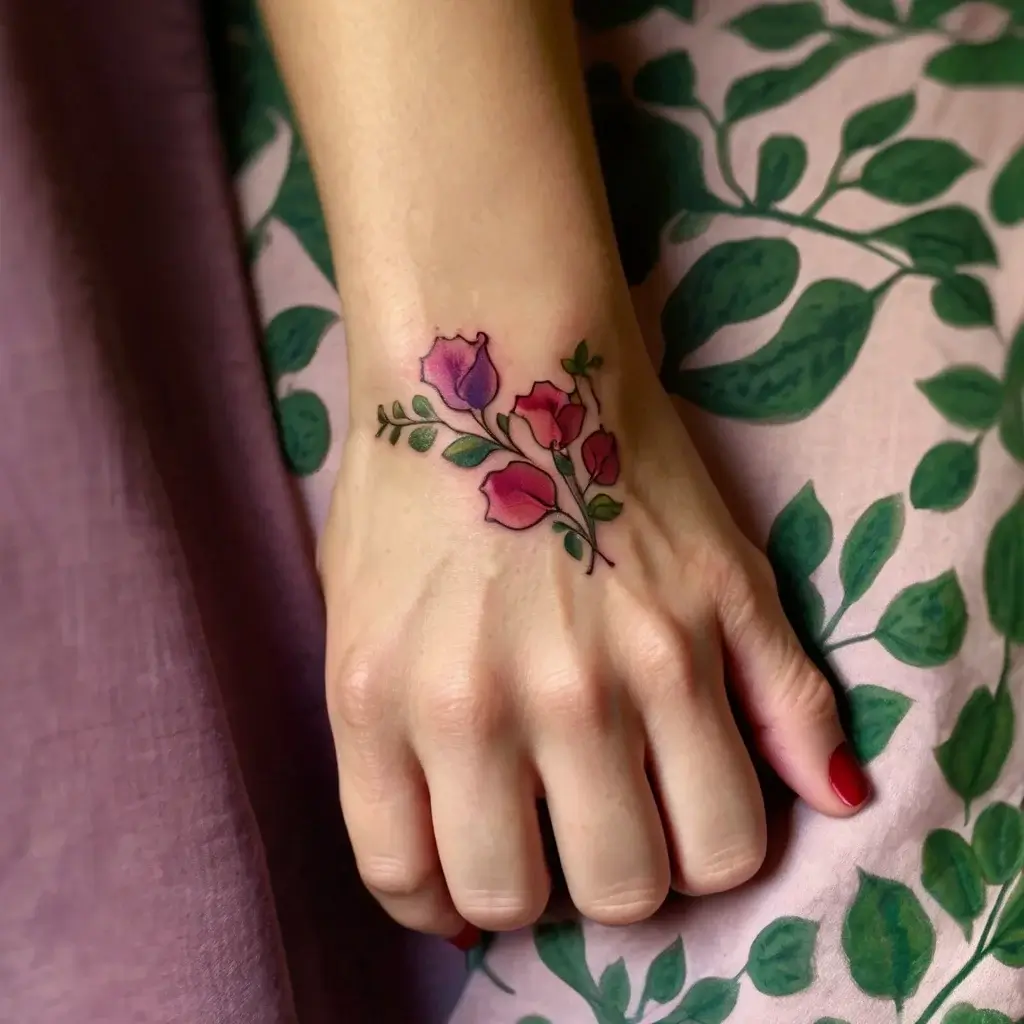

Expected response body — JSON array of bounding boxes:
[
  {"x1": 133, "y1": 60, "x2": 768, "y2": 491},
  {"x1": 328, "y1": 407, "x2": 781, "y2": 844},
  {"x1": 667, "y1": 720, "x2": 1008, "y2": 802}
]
[{"x1": 376, "y1": 332, "x2": 620, "y2": 573}]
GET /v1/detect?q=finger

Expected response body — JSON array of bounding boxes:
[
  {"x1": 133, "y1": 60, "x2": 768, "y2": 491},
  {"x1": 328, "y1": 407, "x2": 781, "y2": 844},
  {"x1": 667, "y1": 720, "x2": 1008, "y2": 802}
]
[
  {"x1": 719, "y1": 563, "x2": 871, "y2": 816},
  {"x1": 531, "y1": 669, "x2": 670, "y2": 925},
  {"x1": 331, "y1": 669, "x2": 464, "y2": 937},
  {"x1": 637, "y1": 622, "x2": 767, "y2": 895},
  {"x1": 416, "y1": 681, "x2": 550, "y2": 932}
]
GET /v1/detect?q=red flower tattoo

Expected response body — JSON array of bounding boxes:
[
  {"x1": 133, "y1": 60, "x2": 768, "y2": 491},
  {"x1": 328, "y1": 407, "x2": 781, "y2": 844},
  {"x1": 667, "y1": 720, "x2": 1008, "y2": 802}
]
[{"x1": 376, "y1": 337, "x2": 620, "y2": 573}]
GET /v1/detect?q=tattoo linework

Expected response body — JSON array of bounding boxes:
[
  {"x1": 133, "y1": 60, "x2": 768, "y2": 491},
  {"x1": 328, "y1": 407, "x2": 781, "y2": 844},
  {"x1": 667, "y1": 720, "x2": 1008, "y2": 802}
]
[{"x1": 376, "y1": 332, "x2": 621, "y2": 573}]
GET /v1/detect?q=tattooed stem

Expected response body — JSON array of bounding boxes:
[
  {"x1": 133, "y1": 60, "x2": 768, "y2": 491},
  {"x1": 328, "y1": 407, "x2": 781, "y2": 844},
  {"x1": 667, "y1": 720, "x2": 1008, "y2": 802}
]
[
  {"x1": 558, "y1": 457, "x2": 614, "y2": 574},
  {"x1": 473, "y1": 409, "x2": 524, "y2": 457}
]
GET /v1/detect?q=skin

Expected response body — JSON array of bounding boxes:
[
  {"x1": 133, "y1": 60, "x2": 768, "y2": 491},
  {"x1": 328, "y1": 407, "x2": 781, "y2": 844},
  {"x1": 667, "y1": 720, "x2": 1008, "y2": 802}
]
[{"x1": 261, "y1": 0, "x2": 865, "y2": 939}]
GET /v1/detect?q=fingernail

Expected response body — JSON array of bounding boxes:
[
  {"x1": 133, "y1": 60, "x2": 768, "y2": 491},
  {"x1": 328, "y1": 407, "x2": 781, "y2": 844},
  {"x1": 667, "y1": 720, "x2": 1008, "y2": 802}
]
[
  {"x1": 829, "y1": 741, "x2": 872, "y2": 808},
  {"x1": 448, "y1": 924, "x2": 481, "y2": 952}
]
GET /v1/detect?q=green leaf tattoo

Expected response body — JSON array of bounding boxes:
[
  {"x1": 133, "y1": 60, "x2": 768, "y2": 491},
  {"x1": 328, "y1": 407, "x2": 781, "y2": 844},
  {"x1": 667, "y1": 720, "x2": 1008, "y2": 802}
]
[
  {"x1": 746, "y1": 916, "x2": 818, "y2": 996},
  {"x1": 842, "y1": 870, "x2": 936, "y2": 1012},
  {"x1": 921, "y1": 829, "x2": 986, "y2": 940},
  {"x1": 441, "y1": 435, "x2": 502, "y2": 468},
  {"x1": 564, "y1": 532, "x2": 585, "y2": 561},
  {"x1": 412, "y1": 394, "x2": 436, "y2": 418},
  {"x1": 588, "y1": 494, "x2": 623, "y2": 521},
  {"x1": 875, "y1": 570, "x2": 968, "y2": 667},
  {"x1": 408, "y1": 426, "x2": 438, "y2": 452}
]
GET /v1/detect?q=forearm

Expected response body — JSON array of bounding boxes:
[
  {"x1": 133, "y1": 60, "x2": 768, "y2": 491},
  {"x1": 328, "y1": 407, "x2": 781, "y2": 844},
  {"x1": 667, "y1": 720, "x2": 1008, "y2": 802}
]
[{"x1": 259, "y1": 0, "x2": 646, "y2": 414}]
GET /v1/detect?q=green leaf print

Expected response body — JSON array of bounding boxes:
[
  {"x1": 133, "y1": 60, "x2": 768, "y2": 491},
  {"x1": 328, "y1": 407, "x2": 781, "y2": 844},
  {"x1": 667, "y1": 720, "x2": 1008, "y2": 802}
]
[
  {"x1": 942, "y1": 1007, "x2": 1014, "y2": 1024},
  {"x1": 847, "y1": 685, "x2": 913, "y2": 763},
  {"x1": 534, "y1": 922, "x2": 601, "y2": 1002},
  {"x1": 263, "y1": 306, "x2": 337, "y2": 380},
  {"x1": 746, "y1": 916, "x2": 818, "y2": 996},
  {"x1": 926, "y1": 38, "x2": 1024, "y2": 87},
  {"x1": 840, "y1": 494, "x2": 905, "y2": 605},
  {"x1": 910, "y1": 441, "x2": 979, "y2": 512},
  {"x1": 638, "y1": 936, "x2": 686, "y2": 1009},
  {"x1": 858, "y1": 140, "x2": 975, "y2": 205},
  {"x1": 906, "y1": 0, "x2": 962, "y2": 27},
  {"x1": 921, "y1": 829, "x2": 986, "y2": 940},
  {"x1": 999, "y1": 323, "x2": 1024, "y2": 462},
  {"x1": 768, "y1": 482, "x2": 833, "y2": 578},
  {"x1": 724, "y1": 41, "x2": 868, "y2": 123},
  {"x1": 660, "y1": 238, "x2": 800, "y2": 368},
  {"x1": 935, "y1": 686, "x2": 1015, "y2": 820},
  {"x1": 930, "y1": 275, "x2": 996, "y2": 328},
  {"x1": 842, "y1": 870, "x2": 936, "y2": 1012},
  {"x1": 276, "y1": 390, "x2": 331, "y2": 476},
  {"x1": 574, "y1": 0, "x2": 693, "y2": 31},
  {"x1": 875, "y1": 570, "x2": 968, "y2": 666},
  {"x1": 990, "y1": 141, "x2": 1024, "y2": 226},
  {"x1": 813, "y1": 1019, "x2": 852, "y2": 1024},
  {"x1": 754, "y1": 135, "x2": 807, "y2": 207},
  {"x1": 972, "y1": 802, "x2": 1024, "y2": 885},
  {"x1": 984, "y1": 495, "x2": 1024, "y2": 642},
  {"x1": 274, "y1": 135, "x2": 335, "y2": 284},
  {"x1": 991, "y1": 874, "x2": 1024, "y2": 967},
  {"x1": 516, "y1": 1017, "x2": 553, "y2": 1024},
  {"x1": 841, "y1": 93, "x2": 916, "y2": 155},
  {"x1": 725, "y1": 3, "x2": 826, "y2": 51},
  {"x1": 842, "y1": 0, "x2": 899, "y2": 22},
  {"x1": 599, "y1": 958, "x2": 630, "y2": 1016},
  {"x1": 671, "y1": 279, "x2": 875, "y2": 423},
  {"x1": 634, "y1": 51, "x2": 697, "y2": 107},
  {"x1": 669, "y1": 212, "x2": 716, "y2": 242},
  {"x1": 872, "y1": 206, "x2": 997, "y2": 271},
  {"x1": 918, "y1": 367, "x2": 1004, "y2": 429},
  {"x1": 655, "y1": 977, "x2": 739, "y2": 1024}
]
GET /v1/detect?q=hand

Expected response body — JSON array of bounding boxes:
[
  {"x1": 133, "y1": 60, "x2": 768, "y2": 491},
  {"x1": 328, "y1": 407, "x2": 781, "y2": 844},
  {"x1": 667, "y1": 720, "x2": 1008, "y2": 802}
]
[{"x1": 319, "y1": 334, "x2": 869, "y2": 939}]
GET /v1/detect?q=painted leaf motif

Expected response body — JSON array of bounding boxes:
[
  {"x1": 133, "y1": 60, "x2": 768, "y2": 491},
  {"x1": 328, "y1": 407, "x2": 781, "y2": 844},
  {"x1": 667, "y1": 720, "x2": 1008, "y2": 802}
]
[
  {"x1": 634, "y1": 51, "x2": 697, "y2": 107},
  {"x1": 276, "y1": 390, "x2": 331, "y2": 476},
  {"x1": 639, "y1": 936, "x2": 685, "y2": 1007},
  {"x1": 660, "y1": 238, "x2": 800, "y2": 368},
  {"x1": 599, "y1": 958, "x2": 631, "y2": 1015},
  {"x1": 984, "y1": 495, "x2": 1024, "y2": 642},
  {"x1": 724, "y1": 42, "x2": 865, "y2": 123},
  {"x1": 533, "y1": 922, "x2": 600, "y2": 1000},
  {"x1": 755, "y1": 135, "x2": 807, "y2": 207},
  {"x1": 726, "y1": 2, "x2": 826, "y2": 50},
  {"x1": 917, "y1": 367, "x2": 1003, "y2": 429},
  {"x1": 843, "y1": 0, "x2": 898, "y2": 21},
  {"x1": 930, "y1": 275, "x2": 995, "y2": 328},
  {"x1": 941, "y1": 1006, "x2": 1013, "y2": 1024},
  {"x1": 655, "y1": 977, "x2": 739, "y2": 1024},
  {"x1": 273, "y1": 135, "x2": 335, "y2": 284},
  {"x1": 842, "y1": 871, "x2": 936, "y2": 1012},
  {"x1": 1000, "y1": 322, "x2": 1024, "y2": 462},
  {"x1": 935, "y1": 686, "x2": 1015, "y2": 818},
  {"x1": 991, "y1": 874, "x2": 1024, "y2": 967},
  {"x1": 875, "y1": 570, "x2": 968, "y2": 667},
  {"x1": 872, "y1": 206, "x2": 996, "y2": 271},
  {"x1": 991, "y1": 142, "x2": 1024, "y2": 226},
  {"x1": 910, "y1": 441, "x2": 979, "y2": 512},
  {"x1": 859, "y1": 140, "x2": 975, "y2": 205},
  {"x1": 768, "y1": 482, "x2": 834, "y2": 578},
  {"x1": 672, "y1": 279, "x2": 875, "y2": 422},
  {"x1": 972, "y1": 802, "x2": 1024, "y2": 885},
  {"x1": 847, "y1": 685, "x2": 913, "y2": 763},
  {"x1": 442, "y1": 435, "x2": 502, "y2": 468},
  {"x1": 264, "y1": 306, "x2": 337, "y2": 380},
  {"x1": 840, "y1": 495, "x2": 905, "y2": 604},
  {"x1": 746, "y1": 916, "x2": 818, "y2": 996},
  {"x1": 921, "y1": 829, "x2": 986, "y2": 940},
  {"x1": 408, "y1": 426, "x2": 438, "y2": 453},
  {"x1": 926, "y1": 38, "x2": 1024, "y2": 87},
  {"x1": 842, "y1": 92, "x2": 916, "y2": 155}
]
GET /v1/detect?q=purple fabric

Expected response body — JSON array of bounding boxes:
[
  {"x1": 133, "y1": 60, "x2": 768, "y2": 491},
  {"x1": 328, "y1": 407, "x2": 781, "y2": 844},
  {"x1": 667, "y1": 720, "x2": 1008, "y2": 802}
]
[{"x1": 0, "y1": 2, "x2": 463, "y2": 1021}]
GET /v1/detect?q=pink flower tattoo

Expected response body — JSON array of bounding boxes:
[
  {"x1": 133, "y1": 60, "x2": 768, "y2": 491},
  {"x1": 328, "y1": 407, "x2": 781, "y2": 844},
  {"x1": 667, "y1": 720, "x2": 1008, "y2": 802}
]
[{"x1": 376, "y1": 336, "x2": 620, "y2": 573}]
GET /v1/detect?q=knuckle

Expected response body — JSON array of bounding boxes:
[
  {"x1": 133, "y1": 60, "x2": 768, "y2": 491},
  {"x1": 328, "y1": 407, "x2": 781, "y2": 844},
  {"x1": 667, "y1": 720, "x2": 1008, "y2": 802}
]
[
  {"x1": 455, "y1": 889, "x2": 546, "y2": 932},
  {"x1": 684, "y1": 838, "x2": 767, "y2": 896},
  {"x1": 359, "y1": 854, "x2": 438, "y2": 899},
  {"x1": 331, "y1": 659, "x2": 387, "y2": 734},
  {"x1": 578, "y1": 881, "x2": 667, "y2": 926},
  {"x1": 532, "y1": 663, "x2": 606, "y2": 731},
  {"x1": 769, "y1": 651, "x2": 838, "y2": 726},
  {"x1": 420, "y1": 675, "x2": 504, "y2": 743},
  {"x1": 630, "y1": 622, "x2": 699, "y2": 709}
]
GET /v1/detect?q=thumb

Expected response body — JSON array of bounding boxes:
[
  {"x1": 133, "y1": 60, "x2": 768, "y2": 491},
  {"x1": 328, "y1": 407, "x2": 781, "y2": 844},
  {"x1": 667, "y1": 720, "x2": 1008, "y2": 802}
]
[{"x1": 718, "y1": 564, "x2": 872, "y2": 817}]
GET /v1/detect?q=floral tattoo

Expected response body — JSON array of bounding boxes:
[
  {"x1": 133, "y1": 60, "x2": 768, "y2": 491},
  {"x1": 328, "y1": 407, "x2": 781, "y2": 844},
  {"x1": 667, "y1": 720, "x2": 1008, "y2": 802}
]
[{"x1": 375, "y1": 332, "x2": 621, "y2": 573}]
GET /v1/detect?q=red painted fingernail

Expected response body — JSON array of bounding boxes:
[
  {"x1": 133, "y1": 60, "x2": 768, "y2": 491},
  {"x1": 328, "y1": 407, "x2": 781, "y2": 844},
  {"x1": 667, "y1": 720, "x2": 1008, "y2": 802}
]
[
  {"x1": 448, "y1": 924, "x2": 481, "y2": 951},
  {"x1": 829, "y1": 741, "x2": 872, "y2": 808}
]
